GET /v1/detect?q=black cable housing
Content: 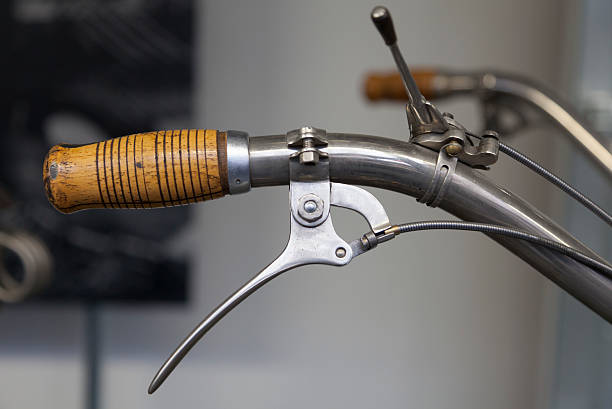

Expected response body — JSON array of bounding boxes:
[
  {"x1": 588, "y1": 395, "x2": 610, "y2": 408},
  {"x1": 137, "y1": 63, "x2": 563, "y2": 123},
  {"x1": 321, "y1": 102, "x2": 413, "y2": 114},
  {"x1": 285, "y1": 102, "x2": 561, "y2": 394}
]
[
  {"x1": 467, "y1": 132, "x2": 611, "y2": 226},
  {"x1": 497, "y1": 141, "x2": 612, "y2": 226}
]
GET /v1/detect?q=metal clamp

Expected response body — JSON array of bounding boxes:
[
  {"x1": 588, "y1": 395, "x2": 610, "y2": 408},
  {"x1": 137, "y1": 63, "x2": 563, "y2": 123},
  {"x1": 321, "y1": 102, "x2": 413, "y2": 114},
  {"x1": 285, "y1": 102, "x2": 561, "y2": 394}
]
[
  {"x1": 148, "y1": 126, "x2": 396, "y2": 394},
  {"x1": 418, "y1": 147, "x2": 458, "y2": 208},
  {"x1": 287, "y1": 126, "x2": 328, "y2": 165},
  {"x1": 412, "y1": 114, "x2": 500, "y2": 168}
]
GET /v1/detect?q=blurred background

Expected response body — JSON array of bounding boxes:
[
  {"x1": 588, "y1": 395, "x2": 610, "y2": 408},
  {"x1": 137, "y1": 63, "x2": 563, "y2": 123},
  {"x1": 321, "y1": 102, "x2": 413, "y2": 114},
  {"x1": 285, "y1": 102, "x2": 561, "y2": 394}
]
[{"x1": 0, "y1": 0, "x2": 610, "y2": 408}]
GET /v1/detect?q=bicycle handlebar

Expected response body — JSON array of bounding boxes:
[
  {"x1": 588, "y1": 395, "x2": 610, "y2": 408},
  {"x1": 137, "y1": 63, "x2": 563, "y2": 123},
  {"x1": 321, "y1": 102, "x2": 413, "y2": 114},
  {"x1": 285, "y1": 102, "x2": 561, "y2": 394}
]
[{"x1": 43, "y1": 131, "x2": 612, "y2": 321}]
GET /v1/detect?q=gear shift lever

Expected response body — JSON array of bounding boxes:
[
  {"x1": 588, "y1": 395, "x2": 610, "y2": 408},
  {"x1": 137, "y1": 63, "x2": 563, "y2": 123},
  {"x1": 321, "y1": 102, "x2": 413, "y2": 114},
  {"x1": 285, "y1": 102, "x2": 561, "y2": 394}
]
[
  {"x1": 371, "y1": 7, "x2": 429, "y2": 120},
  {"x1": 371, "y1": 6, "x2": 448, "y2": 135}
]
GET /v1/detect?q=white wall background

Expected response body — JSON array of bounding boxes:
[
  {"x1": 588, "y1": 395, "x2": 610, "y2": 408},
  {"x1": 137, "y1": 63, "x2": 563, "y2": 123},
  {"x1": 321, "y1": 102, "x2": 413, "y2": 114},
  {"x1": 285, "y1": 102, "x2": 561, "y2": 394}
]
[{"x1": 0, "y1": 1, "x2": 572, "y2": 408}]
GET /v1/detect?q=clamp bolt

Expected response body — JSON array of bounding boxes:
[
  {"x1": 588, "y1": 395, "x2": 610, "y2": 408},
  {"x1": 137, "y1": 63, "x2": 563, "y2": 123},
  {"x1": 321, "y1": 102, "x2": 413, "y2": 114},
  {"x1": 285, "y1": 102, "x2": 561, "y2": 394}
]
[
  {"x1": 287, "y1": 126, "x2": 328, "y2": 165},
  {"x1": 300, "y1": 140, "x2": 319, "y2": 164},
  {"x1": 445, "y1": 142, "x2": 463, "y2": 156}
]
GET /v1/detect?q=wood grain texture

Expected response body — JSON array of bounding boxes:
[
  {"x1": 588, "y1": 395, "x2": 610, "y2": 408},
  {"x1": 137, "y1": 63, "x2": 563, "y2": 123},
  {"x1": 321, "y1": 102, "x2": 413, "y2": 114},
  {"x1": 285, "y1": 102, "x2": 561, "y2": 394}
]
[
  {"x1": 364, "y1": 69, "x2": 437, "y2": 101},
  {"x1": 43, "y1": 130, "x2": 229, "y2": 213}
]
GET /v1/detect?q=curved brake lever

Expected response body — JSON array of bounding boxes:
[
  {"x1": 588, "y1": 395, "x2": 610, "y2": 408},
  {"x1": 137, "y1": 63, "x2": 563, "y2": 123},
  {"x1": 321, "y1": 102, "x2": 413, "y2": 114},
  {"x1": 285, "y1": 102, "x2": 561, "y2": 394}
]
[{"x1": 148, "y1": 181, "x2": 393, "y2": 394}]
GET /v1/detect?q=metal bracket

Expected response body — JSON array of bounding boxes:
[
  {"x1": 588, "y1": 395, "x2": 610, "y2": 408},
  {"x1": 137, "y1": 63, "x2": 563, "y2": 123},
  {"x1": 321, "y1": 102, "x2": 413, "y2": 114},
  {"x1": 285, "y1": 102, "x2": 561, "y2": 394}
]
[
  {"x1": 411, "y1": 114, "x2": 500, "y2": 168},
  {"x1": 406, "y1": 100, "x2": 450, "y2": 136}
]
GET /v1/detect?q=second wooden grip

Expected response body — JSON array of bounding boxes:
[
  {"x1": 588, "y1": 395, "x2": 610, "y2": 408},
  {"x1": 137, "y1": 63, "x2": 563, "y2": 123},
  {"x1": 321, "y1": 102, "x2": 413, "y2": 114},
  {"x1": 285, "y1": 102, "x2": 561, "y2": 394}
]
[
  {"x1": 364, "y1": 69, "x2": 438, "y2": 101},
  {"x1": 43, "y1": 129, "x2": 229, "y2": 213}
]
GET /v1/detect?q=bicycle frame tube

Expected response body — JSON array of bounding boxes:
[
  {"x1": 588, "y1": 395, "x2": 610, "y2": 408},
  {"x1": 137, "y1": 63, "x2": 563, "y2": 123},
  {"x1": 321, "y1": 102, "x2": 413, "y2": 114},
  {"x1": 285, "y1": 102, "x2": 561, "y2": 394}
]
[{"x1": 249, "y1": 133, "x2": 612, "y2": 322}]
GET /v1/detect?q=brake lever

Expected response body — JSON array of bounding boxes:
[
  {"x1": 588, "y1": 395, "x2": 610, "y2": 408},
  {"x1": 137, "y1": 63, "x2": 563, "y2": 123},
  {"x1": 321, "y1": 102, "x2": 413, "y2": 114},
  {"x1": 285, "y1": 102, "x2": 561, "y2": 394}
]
[{"x1": 148, "y1": 127, "x2": 396, "y2": 394}]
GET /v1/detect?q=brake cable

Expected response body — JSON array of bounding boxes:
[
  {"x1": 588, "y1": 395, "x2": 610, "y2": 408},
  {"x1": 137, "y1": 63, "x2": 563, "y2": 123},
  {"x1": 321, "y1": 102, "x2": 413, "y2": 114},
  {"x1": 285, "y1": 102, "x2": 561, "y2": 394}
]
[{"x1": 361, "y1": 220, "x2": 612, "y2": 280}]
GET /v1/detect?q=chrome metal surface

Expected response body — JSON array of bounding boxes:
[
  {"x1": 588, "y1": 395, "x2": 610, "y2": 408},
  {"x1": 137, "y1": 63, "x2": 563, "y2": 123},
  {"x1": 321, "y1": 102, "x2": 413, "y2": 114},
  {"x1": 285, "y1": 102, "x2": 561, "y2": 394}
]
[
  {"x1": 457, "y1": 131, "x2": 499, "y2": 167},
  {"x1": 287, "y1": 126, "x2": 328, "y2": 146},
  {"x1": 285, "y1": 127, "x2": 331, "y2": 227},
  {"x1": 389, "y1": 43, "x2": 430, "y2": 121},
  {"x1": 291, "y1": 181, "x2": 330, "y2": 227},
  {"x1": 487, "y1": 75, "x2": 612, "y2": 176},
  {"x1": 249, "y1": 133, "x2": 612, "y2": 321},
  {"x1": 330, "y1": 183, "x2": 391, "y2": 234},
  {"x1": 226, "y1": 130, "x2": 251, "y2": 194},
  {"x1": 412, "y1": 126, "x2": 464, "y2": 151}
]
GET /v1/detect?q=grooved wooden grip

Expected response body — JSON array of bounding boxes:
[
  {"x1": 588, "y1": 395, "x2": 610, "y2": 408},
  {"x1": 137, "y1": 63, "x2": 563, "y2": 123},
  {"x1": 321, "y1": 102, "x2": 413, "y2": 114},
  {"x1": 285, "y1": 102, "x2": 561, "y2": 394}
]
[
  {"x1": 43, "y1": 130, "x2": 229, "y2": 213},
  {"x1": 364, "y1": 69, "x2": 438, "y2": 101}
]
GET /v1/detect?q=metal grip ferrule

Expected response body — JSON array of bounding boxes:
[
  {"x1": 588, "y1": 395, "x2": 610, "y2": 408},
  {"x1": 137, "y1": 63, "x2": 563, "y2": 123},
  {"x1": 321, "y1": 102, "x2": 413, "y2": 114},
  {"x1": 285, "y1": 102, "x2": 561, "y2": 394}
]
[{"x1": 226, "y1": 130, "x2": 251, "y2": 194}]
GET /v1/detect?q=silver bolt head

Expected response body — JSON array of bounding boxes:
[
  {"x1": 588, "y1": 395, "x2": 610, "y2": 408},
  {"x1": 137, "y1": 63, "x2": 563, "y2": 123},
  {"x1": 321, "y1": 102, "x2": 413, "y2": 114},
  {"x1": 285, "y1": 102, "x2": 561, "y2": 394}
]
[
  {"x1": 300, "y1": 150, "x2": 319, "y2": 164},
  {"x1": 335, "y1": 247, "x2": 346, "y2": 258},
  {"x1": 304, "y1": 200, "x2": 317, "y2": 213}
]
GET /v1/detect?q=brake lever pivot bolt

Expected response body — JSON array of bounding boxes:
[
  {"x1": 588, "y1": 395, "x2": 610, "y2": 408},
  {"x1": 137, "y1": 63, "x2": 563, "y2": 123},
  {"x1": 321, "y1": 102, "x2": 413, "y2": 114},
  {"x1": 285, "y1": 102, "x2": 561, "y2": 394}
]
[
  {"x1": 297, "y1": 193, "x2": 324, "y2": 222},
  {"x1": 304, "y1": 200, "x2": 317, "y2": 213}
]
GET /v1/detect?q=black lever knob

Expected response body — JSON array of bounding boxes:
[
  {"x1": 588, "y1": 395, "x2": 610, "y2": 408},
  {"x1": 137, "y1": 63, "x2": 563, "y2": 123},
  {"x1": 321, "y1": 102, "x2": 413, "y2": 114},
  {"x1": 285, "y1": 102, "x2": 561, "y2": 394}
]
[{"x1": 371, "y1": 6, "x2": 397, "y2": 46}]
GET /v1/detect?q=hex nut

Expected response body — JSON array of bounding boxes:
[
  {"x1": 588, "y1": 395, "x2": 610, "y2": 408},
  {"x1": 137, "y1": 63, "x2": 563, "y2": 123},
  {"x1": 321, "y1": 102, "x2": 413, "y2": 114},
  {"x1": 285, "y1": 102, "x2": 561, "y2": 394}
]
[{"x1": 300, "y1": 150, "x2": 318, "y2": 164}]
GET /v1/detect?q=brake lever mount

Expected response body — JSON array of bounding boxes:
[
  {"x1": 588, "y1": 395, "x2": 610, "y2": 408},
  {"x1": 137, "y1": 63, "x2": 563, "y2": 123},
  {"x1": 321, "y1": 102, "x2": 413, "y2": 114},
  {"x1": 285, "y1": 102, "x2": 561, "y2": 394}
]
[
  {"x1": 411, "y1": 113, "x2": 500, "y2": 168},
  {"x1": 148, "y1": 126, "x2": 396, "y2": 394}
]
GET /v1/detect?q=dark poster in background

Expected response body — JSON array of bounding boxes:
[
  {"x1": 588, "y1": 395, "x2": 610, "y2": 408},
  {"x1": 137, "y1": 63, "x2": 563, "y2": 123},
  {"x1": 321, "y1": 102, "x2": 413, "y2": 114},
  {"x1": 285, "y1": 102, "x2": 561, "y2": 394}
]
[{"x1": 1, "y1": 0, "x2": 196, "y2": 302}]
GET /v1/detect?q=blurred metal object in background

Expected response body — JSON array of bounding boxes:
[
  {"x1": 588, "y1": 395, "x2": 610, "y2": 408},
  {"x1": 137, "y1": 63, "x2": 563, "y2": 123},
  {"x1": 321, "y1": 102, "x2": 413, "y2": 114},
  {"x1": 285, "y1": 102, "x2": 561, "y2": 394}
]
[{"x1": 0, "y1": 231, "x2": 52, "y2": 303}]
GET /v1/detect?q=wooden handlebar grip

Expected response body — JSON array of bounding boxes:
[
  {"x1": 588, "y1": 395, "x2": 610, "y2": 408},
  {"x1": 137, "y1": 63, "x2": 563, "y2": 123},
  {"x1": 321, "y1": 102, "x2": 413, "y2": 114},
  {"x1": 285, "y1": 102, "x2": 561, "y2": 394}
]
[
  {"x1": 364, "y1": 69, "x2": 438, "y2": 101},
  {"x1": 43, "y1": 129, "x2": 229, "y2": 213}
]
